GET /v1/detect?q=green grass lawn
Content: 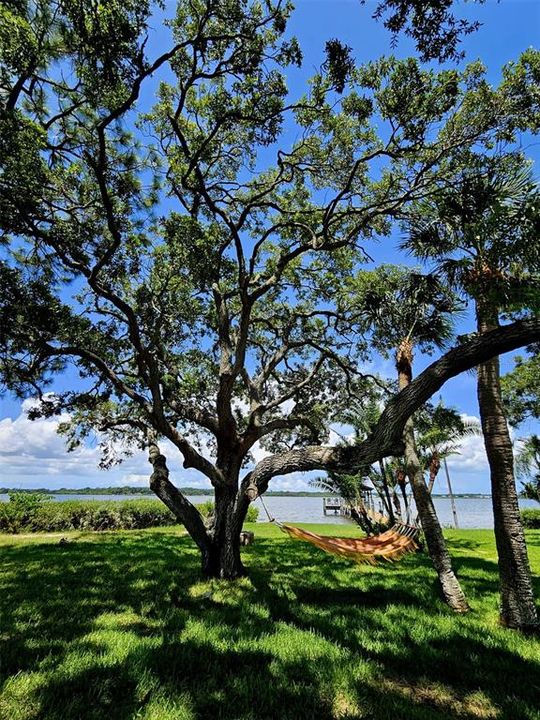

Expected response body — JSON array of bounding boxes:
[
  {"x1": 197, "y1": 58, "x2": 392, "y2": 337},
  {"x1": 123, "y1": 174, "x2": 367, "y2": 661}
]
[{"x1": 0, "y1": 524, "x2": 539, "y2": 720}]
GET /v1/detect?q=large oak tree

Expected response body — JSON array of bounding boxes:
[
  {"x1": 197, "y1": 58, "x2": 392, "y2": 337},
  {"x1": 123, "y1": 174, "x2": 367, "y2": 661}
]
[{"x1": 1, "y1": 0, "x2": 540, "y2": 580}]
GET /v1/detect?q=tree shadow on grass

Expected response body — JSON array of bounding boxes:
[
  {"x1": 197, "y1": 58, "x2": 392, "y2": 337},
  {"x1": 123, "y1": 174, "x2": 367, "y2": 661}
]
[{"x1": 1, "y1": 531, "x2": 539, "y2": 720}]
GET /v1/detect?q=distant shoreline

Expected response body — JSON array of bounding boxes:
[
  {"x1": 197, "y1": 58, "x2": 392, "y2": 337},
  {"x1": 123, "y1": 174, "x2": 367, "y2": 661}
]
[{"x1": 0, "y1": 486, "x2": 493, "y2": 499}]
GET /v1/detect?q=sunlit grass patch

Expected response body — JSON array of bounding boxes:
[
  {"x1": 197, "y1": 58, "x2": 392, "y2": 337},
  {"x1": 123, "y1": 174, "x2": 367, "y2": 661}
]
[{"x1": 0, "y1": 525, "x2": 538, "y2": 720}]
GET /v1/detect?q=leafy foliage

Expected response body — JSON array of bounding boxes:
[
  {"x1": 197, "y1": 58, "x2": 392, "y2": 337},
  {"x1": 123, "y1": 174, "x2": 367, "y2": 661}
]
[
  {"x1": 515, "y1": 435, "x2": 540, "y2": 503},
  {"x1": 404, "y1": 153, "x2": 540, "y2": 313},
  {"x1": 521, "y1": 509, "x2": 540, "y2": 528},
  {"x1": 365, "y1": 0, "x2": 484, "y2": 62},
  {"x1": 501, "y1": 354, "x2": 540, "y2": 426},
  {"x1": 0, "y1": 497, "x2": 257, "y2": 533}
]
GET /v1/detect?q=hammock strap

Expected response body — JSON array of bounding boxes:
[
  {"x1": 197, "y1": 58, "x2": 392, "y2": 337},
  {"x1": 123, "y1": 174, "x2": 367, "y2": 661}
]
[{"x1": 258, "y1": 493, "x2": 283, "y2": 528}]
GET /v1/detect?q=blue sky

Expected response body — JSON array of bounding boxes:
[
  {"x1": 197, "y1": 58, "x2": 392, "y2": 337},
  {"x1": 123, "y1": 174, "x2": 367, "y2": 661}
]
[{"x1": 1, "y1": 0, "x2": 539, "y2": 492}]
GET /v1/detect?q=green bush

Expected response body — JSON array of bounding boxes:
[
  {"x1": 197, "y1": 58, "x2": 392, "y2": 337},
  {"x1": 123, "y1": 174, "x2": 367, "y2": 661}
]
[
  {"x1": 521, "y1": 508, "x2": 540, "y2": 529},
  {"x1": 245, "y1": 505, "x2": 259, "y2": 522},
  {"x1": 0, "y1": 493, "x2": 52, "y2": 532},
  {"x1": 0, "y1": 499, "x2": 177, "y2": 533},
  {"x1": 0, "y1": 496, "x2": 259, "y2": 533},
  {"x1": 197, "y1": 500, "x2": 215, "y2": 519},
  {"x1": 196, "y1": 500, "x2": 259, "y2": 523}
]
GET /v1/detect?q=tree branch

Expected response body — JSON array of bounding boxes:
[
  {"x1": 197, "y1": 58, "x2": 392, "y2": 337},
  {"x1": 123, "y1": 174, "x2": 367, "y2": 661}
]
[
  {"x1": 245, "y1": 316, "x2": 540, "y2": 494},
  {"x1": 148, "y1": 441, "x2": 210, "y2": 552}
]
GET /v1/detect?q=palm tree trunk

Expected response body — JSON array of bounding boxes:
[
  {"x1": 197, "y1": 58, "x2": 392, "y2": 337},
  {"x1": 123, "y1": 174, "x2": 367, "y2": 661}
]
[
  {"x1": 392, "y1": 488, "x2": 403, "y2": 519},
  {"x1": 379, "y1": 459, "x2": 396, "y2": 523},
  {"x1": 427, "y1": 452, "x2": 441, "y2": 494},
  {"x1": 476, "y1": 304, "x2": 538, "y2": 629},
  {"x1": 443, "y1": 458, "x2": 459, "y2": 529},
  {"x1": 403, "y1": 418, "x2": 470, "y2": 611},
  {"x1": 397, "y1": 338, "x2": 469, "y2": 612},
  {"x1": 396, "y1": 468, "x2": 409, "y2": 514}
]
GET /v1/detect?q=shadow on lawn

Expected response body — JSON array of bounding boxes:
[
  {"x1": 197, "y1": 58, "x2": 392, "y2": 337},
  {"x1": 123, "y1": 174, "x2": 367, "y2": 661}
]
[{"x1": 1, "y1": 531, "x2": 539, "y2": 720}]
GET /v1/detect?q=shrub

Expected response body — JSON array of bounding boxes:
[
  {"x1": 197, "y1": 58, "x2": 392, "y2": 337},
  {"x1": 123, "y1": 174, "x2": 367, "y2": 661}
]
[
  {"x1": 197, "y1": 500, "x2": 215, "y2": 519},
  {"x1": 246, "y1": 505, "x2": 260, "y2": 523},
  {"x1": 0, "y1": 497, "x2": 259, "y2": 533},
  {"x1": 0, "y1": 492, "x2": 52, "y2": 532},
  {"x1": 521, "y1": 508, "x2": 540, "y2": 529},
  {"x1": 196, "y1": 500, "x2": 259, "y2": 523},
  {"x1": 0, "y1": 499, "x2": 176, "y2": 533}
]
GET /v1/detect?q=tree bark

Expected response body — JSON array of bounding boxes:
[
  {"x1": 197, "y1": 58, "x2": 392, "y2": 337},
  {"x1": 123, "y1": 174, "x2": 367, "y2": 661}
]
[
  {"x1": 403, "y1": 418, "x2": 470, "y2": 612},
  {"x1": 202, "y1": 484, "x2": 247, "y2": 579},
  {"x1": 148, "y1": 442, "x2": 210, "y2": 554},
  {"x1": 392, "y1": 487, "x2": 403, "y2": 519},
  {"x1": 379, "y1": 459, "x2": 396, "y2": 523},
  {"x1": 476, "y1": 305, "x2": 538, "y2": 630},
  {"x1": 397, "y1": 339, "x2": 470, "y2": 613},
  {"x1": 427, "y1": 452, "x2": 441, "y2": 494},
  {"x1": 149, "y1": 442, "x2": 247, "y2": 579},
  {"x1": 396, "y1": 468, "x2": 409, "y2": 514}
]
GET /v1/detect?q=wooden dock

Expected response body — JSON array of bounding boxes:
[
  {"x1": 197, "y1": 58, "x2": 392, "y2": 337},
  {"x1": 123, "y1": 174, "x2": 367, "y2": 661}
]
[
  {"x1": 322, "y1": 496, "x2": 345, "y2": 515},
  {"x1": 323, "y1": 492, "x2": 382, "y2": 518}
]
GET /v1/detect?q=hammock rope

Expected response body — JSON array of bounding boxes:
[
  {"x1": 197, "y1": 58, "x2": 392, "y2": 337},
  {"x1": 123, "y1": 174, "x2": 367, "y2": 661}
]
[{"x1": 258, "y1": 495, "x2": 420, "y2": 565}]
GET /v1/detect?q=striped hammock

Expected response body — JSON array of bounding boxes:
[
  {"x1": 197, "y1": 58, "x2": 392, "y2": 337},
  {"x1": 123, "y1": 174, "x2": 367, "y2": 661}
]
[{"x1": 280, "y1": 521, "x2": 419, "y2": 565}]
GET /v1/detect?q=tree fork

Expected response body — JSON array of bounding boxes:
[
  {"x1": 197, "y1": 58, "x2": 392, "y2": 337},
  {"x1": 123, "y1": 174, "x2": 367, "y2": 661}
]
[
  {"x1": 202, "y1": 484, "x2": 247, "y2": 580},
  {"x1": 148, "y1": 442, "x2": 211, "y2": 556}
]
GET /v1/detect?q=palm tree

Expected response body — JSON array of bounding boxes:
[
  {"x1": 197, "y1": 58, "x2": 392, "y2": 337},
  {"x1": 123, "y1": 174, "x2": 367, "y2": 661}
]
[
  {"x1": 336, "y1": 394, "x2": 401, "y2": 524},
  {"x1": 314, "y1": 392, "x2": 401, "y2": 533},
  {"x1": 344, "y1": 266, "x2": 470, "y2": 612},
  {"x1": 415, "y1": 402, "x2": 482, "y2": 527},
  {"x1": 313, "y1": 470, "x2": 384, "y2": 535},
  {"x1": 417, "y1": 402, "x2": 481, "y2": 490},
  {"x1": 404, "y1": 152, "x2": 540, "y2": 629}
]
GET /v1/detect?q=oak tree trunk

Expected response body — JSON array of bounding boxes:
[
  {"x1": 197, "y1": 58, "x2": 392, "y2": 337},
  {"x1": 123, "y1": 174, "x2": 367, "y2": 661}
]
[
  {"x1": 476, "y1": 306, "x2": 538, "y2": 630},
  {"x1": 202, "y1": 485, "x2": 246, "y2": 579},
  {"x1": 397, "y1": 339, "x2": 469, "y2": 613},
  {"x1": 149, "y1": 443, "x2": 247, "y2": 580},
  {"x1": 427, "y1": 452, "x2": 441, "y2": 494}
]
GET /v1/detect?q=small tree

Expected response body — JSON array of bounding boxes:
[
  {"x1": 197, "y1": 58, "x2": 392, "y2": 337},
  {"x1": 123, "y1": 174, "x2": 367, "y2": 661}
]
[
  {"x1": 415, "y1": 404, "x2": 479, "y2": 488},
  {"x1": 331, "y1": 390, "x2": 400, "y2": 524},
  {"x1": 337, "y1": 266, "x2": 470, "y2": 611},
  {"x1": 415, "y1": 401, "x2": 481, "y2": 527}
]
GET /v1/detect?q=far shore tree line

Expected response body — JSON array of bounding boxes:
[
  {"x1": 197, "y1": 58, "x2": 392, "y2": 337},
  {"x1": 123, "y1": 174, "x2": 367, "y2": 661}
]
[{"x1": 1, "y1": 0, "x2": 540, "y2": 630}]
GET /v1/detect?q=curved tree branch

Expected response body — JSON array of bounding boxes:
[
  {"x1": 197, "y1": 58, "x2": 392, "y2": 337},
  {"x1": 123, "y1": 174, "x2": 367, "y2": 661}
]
[
  {"x1": 244, "y1": 316, "x2": 540, "y2": 494},
  {"x1": 148, "y1": 440, "x2": 210, "y2": 552}
]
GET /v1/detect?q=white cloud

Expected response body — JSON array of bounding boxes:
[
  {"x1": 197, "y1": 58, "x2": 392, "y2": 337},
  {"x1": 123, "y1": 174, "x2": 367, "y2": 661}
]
[
  {"x1": 0, "y1": 401, "x2": 213, "y2": 490},
  {"x1": 0, "y1": 400, "x2": 326, "y2": 492},
  {"x1": 0, "y1": 402, "x2": 502, "y2": 494},
  {"x1": 267, "y1": 470, "x2": 322, "y2": 492},
  {"x1": 446, "y1": 435, "x2": 488, "y2": 474}
]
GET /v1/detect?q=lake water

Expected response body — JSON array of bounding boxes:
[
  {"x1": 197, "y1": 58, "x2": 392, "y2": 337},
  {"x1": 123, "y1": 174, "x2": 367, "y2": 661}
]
[{"x1": 0, "y1": 493, "x2": 538, "y2": 529}]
